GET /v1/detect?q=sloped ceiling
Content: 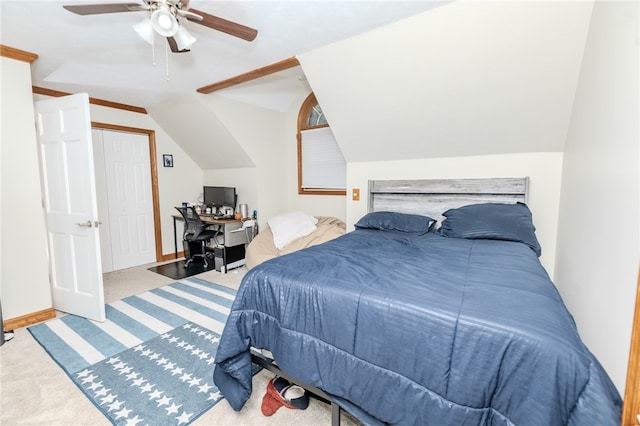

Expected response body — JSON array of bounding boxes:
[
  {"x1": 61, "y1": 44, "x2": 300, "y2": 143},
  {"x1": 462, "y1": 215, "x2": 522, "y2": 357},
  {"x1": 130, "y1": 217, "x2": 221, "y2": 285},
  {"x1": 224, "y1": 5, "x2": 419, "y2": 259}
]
[
  {"x1": 0, "y1": 1, "x2": 446, "y2": 109},
  {"x1": 0, "y1": 1, "x2": 449, "y2": 171},
  {"x1": 2, "y1": 1, "x2": 596, "y2": 168},
  {"x1": 148, "y1": 94, "x2": 256, "y2": 169},
  {"x1": 212, "y1": 65, "x2": 311, "y2": 113},
  {"x1": 299, "y1": 1, "x2": 594, "y2": 162},
  {"x1": 147, "y1": 66, "x2": 313, "y2": 169}
]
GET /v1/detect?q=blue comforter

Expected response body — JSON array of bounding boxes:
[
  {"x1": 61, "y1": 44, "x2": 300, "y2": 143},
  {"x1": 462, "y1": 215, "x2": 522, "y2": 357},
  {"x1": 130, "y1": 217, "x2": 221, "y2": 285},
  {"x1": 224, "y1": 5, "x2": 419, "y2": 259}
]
[{"x1": 214, "y1": 229, "x2": 621, "y2": 425}]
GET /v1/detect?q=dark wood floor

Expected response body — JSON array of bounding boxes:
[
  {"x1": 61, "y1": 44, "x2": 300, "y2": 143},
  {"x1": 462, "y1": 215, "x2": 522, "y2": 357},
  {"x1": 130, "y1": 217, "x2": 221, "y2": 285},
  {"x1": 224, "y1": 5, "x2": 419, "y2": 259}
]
[{"x1": 148, "y1": 258, "x2": 216, "y2": 280}]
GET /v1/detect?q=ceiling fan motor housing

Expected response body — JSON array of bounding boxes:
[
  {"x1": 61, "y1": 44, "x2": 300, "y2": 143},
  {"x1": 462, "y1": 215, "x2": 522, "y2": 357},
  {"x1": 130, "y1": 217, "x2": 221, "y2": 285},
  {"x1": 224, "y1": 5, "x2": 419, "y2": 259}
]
[{"x1": 151, "y1": 4, "x2": 179, "y2": 37}]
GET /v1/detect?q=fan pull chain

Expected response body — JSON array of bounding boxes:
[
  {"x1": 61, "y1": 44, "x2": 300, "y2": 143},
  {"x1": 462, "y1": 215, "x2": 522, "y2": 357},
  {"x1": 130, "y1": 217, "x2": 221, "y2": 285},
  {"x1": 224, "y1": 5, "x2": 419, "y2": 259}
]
[
  {"x1": 149, "y1": 13, "x2": 156, "y2": 67},
  {"x1": 151, "y1": 38, "x2": 156, "y2": 67},
  {"x1": 165, "y1": 41, "x2": 170, "y2": 81}
]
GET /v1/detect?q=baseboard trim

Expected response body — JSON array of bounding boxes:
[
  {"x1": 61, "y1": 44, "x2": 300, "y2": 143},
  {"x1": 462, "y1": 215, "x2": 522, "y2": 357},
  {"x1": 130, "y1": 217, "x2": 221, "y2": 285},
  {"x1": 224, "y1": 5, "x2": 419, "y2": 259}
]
[
  {"x1": 159, "y1": 252, "x2": 184, "y2": 262},
  {"x1": 4, "y1": 308, "x2": 56, "y2": 331}
]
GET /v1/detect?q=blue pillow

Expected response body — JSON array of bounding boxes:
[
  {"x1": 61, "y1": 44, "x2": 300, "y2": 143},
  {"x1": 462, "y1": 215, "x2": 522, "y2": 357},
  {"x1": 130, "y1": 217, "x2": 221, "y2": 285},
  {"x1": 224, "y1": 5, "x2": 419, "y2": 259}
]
[
  {"x1": 440, "y1": 202, "x2": 542, "y2": 256},
  {"x1": 355, "y1": 211, "x2": 436, "y2": 234}
]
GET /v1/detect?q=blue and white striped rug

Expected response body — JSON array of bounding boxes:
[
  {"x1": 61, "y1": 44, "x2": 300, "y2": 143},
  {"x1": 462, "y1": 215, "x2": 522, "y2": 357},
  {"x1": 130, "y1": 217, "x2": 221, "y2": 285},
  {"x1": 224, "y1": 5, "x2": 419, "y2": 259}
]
[{"x1": 28, "y1": 277, "x2": 239, "y2": 426}]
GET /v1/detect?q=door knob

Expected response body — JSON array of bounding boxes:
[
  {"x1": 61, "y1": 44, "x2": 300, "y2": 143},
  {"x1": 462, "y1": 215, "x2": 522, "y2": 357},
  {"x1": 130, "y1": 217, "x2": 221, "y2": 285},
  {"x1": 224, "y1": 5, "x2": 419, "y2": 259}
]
[
  {"x1": 94, "y1": 220, "x2": 103, "y2": 227},
  {"x1": 76, "y1": 221, "x2": 93, "y2": 228}
]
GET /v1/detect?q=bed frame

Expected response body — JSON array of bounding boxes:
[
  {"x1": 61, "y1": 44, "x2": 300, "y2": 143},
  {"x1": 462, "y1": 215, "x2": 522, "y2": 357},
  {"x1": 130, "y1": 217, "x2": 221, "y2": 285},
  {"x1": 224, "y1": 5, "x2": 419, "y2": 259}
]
[{"x1": 251, "y1": 176, "x2": 530, "y2": 425}]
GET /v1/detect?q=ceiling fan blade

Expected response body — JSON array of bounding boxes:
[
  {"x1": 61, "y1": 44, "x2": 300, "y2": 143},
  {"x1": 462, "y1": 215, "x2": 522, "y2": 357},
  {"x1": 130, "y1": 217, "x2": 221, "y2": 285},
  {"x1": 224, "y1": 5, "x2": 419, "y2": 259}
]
[
  {"x1": 63, "y1": 3, "x2": 147, "y2": 16},
  {"x1": 167, "y1": 37, "x2": 190, "y2": 53},
  {"x1": 186, "y1": 8, "x2": 257, "y2": 42}
]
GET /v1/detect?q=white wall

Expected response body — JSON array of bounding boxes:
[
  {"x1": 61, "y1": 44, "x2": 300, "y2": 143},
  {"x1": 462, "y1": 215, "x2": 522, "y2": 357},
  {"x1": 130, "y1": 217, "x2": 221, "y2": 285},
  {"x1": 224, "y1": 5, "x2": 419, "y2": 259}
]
[
  {"x1": 149, "y1": 95, "x2": 255, "y2": 170},
  {"x1": 1, "y1": 56, "x2": 52, "y2": 319},
  {"x1": 199, "y1": 94, "x2": 288, "y2": 230},
  {"x1": 347, "y1": 152, "x2": 563, "y2": 277},
  {"x1": 299, "y1": 1, "x2": 592, "y2": 163},
  {"x1": 32, "y1": 94, "x2": 201, "y2": 259},
  {"x1": 554, "y1": 1, "x2": 639, "y2": 394},
  {"x1": 0, "y1": 59, "x2": 2, "y2": 321},
  {"x1": 200, "y1": 90, "x2": 347, "y2": 228}
]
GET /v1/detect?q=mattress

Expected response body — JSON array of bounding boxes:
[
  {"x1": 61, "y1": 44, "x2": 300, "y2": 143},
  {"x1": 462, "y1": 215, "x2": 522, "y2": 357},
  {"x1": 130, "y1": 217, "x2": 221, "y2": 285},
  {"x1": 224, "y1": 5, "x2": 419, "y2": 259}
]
[{"x1": 214, "y1": 228, "x2": 621, "y2": 425}]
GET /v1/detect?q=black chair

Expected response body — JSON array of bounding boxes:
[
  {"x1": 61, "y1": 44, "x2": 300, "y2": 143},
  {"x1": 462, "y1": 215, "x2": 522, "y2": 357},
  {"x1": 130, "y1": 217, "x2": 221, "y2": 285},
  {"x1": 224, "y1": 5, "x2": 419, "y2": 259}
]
[{"x1": 175, "y1": 206, "x2": 218, "y2": 268}]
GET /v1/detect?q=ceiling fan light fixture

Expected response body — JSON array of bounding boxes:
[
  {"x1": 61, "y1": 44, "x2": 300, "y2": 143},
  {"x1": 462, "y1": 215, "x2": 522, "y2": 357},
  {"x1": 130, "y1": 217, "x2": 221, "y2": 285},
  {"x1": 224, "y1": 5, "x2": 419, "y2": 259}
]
[
  {"x1": 133, "y1": 19, "x2": 154, "y2": 45},
  {"x1": 173, "y1": 25, "x2": 196, "y2": 50},
  {"x1": 151, "y1": 7, "x2": 178, "y2": 37}
]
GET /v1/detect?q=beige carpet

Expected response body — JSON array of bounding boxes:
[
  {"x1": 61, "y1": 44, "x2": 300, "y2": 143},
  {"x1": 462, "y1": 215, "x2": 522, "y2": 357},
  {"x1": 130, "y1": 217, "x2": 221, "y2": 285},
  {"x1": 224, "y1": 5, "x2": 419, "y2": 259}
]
[{"x1": 0, "y1": 263, "x2": 359, "y2": 425}]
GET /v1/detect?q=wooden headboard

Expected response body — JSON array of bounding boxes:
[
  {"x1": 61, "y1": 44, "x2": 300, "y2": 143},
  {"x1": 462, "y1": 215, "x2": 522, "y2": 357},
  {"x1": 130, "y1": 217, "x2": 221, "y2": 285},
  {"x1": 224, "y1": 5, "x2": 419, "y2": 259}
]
[{"x1": 368, "y1": 177, "x2": 529, "y2": 224}]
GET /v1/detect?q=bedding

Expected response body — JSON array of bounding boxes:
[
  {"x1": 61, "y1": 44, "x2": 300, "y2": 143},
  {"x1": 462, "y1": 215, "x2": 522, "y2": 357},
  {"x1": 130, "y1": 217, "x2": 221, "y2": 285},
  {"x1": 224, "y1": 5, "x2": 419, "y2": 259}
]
[
  {"x1": 440, "y1": 202, "x2": 542, "y2": 256},
  {"x1": 245, "y1": 216, "x2": 345, "y2": 270},
  {"x1": 214, "y1": 221, "x2": 621, "y2": 425},
  {"x1": 354, "y1": 210, "x2": 436, "y2": 234}
]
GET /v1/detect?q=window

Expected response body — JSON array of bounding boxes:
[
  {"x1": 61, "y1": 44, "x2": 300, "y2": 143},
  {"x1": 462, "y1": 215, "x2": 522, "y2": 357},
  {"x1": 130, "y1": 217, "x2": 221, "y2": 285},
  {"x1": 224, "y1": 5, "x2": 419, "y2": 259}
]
[{"x1": 297, "y1": 93, "x2": 346, "y2": 195}]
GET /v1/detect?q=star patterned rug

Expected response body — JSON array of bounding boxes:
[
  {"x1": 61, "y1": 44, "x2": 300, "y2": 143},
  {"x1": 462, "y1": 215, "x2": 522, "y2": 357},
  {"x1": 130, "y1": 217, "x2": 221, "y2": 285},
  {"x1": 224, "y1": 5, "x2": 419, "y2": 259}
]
[{"x1": 28, "y1": 277, "x2": 246, "y2": 426}]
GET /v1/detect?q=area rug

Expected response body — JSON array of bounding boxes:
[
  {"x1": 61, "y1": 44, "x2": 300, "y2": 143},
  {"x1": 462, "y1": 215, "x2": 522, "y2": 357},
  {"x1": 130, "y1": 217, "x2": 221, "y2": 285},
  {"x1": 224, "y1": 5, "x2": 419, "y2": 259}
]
[
  {"x1": 28, "y1": 277, "x2": 245, "y2": 426},
  {"x1": 148, "y1": 259, "x2": 217, "y2": 280}
]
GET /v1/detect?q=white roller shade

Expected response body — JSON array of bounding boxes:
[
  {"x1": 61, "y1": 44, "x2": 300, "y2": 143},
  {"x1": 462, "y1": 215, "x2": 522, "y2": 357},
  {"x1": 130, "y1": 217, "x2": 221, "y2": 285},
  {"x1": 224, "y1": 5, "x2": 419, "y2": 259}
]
[{"x1": 301, "y1": 127, "x2": 346, "y2": 190}]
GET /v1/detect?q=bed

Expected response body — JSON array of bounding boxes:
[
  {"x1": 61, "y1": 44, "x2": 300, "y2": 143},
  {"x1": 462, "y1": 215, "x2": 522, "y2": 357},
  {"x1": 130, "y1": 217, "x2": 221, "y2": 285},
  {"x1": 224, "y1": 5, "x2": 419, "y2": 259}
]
[
  {"x1": 213, "y1": 178, "x2": 622, "y2": 425},
  {"x1": 245, "y1": 215, "x2": 346, "y2": 270}
]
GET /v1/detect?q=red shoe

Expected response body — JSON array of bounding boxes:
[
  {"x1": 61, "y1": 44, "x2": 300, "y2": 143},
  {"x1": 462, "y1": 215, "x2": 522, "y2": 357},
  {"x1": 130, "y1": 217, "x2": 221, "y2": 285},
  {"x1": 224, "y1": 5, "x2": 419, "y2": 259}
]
[
  {"x1": 260, "y1": 377, "x2": 309, "y2": 416},
  {"x1": 261, "y1": 388, "x2": 284, "y2": 416}
]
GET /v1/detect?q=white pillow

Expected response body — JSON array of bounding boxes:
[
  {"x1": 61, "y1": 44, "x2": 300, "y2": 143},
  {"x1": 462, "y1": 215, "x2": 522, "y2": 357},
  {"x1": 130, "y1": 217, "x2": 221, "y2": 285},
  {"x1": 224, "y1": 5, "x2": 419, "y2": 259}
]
[{"x1": 268, "y1": 211, "x2": 318, "y2": 249}]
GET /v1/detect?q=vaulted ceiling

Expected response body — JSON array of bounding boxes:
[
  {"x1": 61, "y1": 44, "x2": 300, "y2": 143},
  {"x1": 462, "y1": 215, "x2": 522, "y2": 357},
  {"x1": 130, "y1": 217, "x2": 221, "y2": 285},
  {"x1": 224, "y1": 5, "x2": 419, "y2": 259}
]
[
  {"x1": 300, "y1": 0, "x2": 594, "y2": 162},
  {"x1": 2, "y1": 1, "x2": 597, "y2": 168},
  {"x1": 0, "y1": 1, "x2": 447, "y2": 110}
]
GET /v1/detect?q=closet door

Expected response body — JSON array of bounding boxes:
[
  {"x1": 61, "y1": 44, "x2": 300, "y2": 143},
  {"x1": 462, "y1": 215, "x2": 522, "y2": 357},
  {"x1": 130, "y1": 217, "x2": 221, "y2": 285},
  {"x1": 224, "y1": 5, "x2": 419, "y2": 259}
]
[{"x1": 99, "y1": 129, "x2": 156, "y2": 271}]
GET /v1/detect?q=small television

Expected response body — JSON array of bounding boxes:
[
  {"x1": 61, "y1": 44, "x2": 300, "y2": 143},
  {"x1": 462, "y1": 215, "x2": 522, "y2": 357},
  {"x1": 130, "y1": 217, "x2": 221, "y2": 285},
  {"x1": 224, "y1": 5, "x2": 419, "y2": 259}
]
[{"x1": 203, "y1": 186, "x2": 236, "y2": 209}]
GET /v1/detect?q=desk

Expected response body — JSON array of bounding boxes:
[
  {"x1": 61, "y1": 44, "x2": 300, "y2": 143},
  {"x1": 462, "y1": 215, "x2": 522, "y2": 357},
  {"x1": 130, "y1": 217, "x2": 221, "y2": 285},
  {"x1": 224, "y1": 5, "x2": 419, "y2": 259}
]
[{"x1": 173, "y1": 215, "x2": 247, "y2": 272}]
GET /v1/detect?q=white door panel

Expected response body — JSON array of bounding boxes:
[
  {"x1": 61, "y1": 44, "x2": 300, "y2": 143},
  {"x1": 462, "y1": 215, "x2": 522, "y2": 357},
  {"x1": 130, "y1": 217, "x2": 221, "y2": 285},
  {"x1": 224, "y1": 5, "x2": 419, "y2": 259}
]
[
  {"x1": 102, "y1": 131, "x2": 155, "y2": 270},
  {"x1": 36, "y1": 93, "x2": 105, "y2": 322}
]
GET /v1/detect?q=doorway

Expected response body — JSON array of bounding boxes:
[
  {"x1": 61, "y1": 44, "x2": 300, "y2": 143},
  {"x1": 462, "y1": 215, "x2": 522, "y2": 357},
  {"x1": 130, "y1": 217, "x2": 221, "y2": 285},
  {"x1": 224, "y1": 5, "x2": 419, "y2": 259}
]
[{"x1": 92, "y1": 122, "x2": 163, "y2": 270}]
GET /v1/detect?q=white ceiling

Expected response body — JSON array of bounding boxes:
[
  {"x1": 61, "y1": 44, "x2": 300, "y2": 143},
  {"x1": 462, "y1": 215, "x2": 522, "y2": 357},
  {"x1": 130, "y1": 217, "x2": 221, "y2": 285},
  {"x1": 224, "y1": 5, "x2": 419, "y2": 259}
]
[{"x1": 0, "y1": 0, "x2": 447, "y2": 110}]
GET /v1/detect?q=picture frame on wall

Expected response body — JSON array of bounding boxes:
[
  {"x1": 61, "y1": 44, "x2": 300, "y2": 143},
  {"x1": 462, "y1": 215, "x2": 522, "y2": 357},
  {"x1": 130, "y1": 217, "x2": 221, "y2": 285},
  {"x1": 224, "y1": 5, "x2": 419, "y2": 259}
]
[{"x1": 163, "y1": 154, "x2": 173, "y2": 167}]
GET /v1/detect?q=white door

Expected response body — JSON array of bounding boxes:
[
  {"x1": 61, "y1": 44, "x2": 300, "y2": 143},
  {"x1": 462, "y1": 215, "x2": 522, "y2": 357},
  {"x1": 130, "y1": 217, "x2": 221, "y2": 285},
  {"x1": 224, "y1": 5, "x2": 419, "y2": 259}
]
[
  {"x1": 35, "y1": 93, "x2": 105, "y2": 322},
  {"x1": 100, "y1": 130, "x2": 155, "y2": 270}
]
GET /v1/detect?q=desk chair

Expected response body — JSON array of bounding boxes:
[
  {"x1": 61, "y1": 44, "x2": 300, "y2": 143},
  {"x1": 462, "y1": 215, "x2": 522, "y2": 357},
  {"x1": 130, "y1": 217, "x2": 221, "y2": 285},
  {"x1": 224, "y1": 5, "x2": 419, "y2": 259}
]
[{"x1": 175, "y1": 206, "x2": 218, "y2": 268}]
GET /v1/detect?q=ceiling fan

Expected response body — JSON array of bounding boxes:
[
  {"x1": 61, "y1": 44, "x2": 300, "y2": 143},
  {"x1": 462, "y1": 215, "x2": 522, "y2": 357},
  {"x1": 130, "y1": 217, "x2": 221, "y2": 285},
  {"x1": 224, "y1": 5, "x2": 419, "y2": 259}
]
[{"x1": 63, "y1": 1, "x2": 258, "y2": 53}]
